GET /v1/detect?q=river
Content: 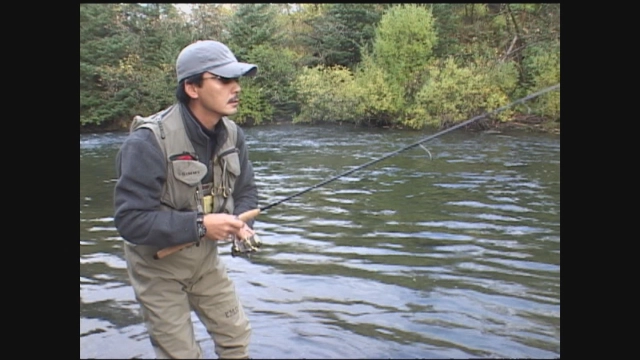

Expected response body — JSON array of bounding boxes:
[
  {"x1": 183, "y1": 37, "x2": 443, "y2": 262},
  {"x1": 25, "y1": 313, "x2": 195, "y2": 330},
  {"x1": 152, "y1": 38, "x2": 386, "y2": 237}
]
[{"x1": 80, "y1": 124, "x2": 560, "y2": 359}]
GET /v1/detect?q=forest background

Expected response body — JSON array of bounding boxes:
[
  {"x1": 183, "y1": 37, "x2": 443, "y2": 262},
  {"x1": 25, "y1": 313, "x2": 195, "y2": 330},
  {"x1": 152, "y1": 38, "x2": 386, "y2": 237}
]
[{"x1": 80, "y1": 3, "x2": 560, "y2": 133}]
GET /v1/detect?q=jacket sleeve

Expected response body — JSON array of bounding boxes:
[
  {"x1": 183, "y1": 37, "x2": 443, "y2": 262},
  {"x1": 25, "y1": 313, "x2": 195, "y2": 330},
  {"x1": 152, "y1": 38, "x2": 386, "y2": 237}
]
[
  {"x1": 231, "y1": 126, "x2": 259, "y2": 228},
  {"x1": 113, "y1": 129, "x2": 199, "y2": 248}
]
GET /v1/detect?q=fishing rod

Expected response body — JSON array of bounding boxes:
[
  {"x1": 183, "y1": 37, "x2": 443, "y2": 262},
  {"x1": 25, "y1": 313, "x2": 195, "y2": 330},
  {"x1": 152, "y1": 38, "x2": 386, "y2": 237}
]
[
  {"x1": 155, "y1": 83, "x2": 560, "y2": 259},
  {"x1": 257, "y1": 83, "x2": 559, "y2": 213}
]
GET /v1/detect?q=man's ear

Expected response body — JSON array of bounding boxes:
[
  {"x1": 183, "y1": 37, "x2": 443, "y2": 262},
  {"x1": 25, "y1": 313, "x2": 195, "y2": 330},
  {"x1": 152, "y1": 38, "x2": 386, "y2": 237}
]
[{"x1": 184, "y1": 82, "x2": 199, "y2": 100}]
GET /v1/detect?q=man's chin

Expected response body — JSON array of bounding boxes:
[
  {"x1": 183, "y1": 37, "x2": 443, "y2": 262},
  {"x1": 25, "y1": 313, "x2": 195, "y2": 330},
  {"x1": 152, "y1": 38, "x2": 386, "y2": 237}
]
[{"x1": 224, "y1": 107, "x2": 239, "y2": 116}]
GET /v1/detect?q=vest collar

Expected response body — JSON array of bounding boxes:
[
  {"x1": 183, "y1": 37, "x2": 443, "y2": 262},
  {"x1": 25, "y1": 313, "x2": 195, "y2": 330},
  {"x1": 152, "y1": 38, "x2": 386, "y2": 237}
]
[{"x1": 179, "y1": 103, "x2": 216, "y2": 146}]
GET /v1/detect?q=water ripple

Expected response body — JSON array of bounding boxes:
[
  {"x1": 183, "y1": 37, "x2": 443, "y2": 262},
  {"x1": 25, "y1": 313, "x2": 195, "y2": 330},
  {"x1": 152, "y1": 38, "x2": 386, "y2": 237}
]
[{"x1": 81, "y1": 126, "x2": 559, "y2": 359}]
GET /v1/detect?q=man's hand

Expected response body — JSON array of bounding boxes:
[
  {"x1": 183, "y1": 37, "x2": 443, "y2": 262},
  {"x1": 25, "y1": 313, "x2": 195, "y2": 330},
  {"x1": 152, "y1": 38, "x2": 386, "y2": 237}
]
[
  {"x1": 202, "y1": 213, "x2": 245, "y2": 241},
  {"x1": 236, "y1": 223, "x2": 255, "y2": 240}
]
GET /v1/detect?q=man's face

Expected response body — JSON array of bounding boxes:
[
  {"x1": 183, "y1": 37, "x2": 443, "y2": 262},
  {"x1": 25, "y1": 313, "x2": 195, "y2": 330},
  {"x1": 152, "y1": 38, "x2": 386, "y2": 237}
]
[{"x1": 190, "y1": 72, "x2": 241, "y2": 119}]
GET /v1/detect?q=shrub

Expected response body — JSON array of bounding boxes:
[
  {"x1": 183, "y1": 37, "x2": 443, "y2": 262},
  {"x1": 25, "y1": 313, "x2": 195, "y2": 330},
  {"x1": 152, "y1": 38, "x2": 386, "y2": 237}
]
[
  {"x1": 292, "y1": 65, "x2": 360, "y2": 124},
  {"x1": 521, "y1": 42, "x2": 560, "y2": 120},
  {"x1": 230, "y1": 77, "x2": 274, "y2": 125},
  {"x1": 404, "y1": 57, "x2": 513, "y2": 129}
]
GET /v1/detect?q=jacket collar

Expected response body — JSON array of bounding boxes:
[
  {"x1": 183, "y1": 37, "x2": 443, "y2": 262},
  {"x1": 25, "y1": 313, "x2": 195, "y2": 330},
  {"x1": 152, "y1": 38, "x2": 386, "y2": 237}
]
[{"x1": 179, "y1": 102, "x2": 227, "y2": 149}]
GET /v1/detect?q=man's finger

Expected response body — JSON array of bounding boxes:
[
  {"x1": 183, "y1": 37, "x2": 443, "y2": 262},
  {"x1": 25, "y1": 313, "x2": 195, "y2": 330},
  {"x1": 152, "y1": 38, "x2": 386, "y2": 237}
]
[{"x1": 231, "y1": 218, "x2": 245, "y2": 229}]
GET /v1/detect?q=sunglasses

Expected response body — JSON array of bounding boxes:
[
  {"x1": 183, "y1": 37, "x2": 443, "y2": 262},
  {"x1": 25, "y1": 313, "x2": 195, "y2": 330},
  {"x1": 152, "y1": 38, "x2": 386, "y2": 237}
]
[{"x1": 203, "y1": 75, "x2": 240, "y2": 85}]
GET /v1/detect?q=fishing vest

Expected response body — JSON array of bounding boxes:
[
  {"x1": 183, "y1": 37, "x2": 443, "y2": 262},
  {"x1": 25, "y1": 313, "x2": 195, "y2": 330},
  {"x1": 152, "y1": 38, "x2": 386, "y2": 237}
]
[{"x1": 129, "y1": 104, "x2": 241, "y2": 216}]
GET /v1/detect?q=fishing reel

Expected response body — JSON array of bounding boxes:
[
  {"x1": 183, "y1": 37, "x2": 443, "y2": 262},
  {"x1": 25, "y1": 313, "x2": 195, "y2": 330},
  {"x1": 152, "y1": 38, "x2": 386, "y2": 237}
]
[{"x1": 231, "y1": 233, "x2": 263, "y2": 257}]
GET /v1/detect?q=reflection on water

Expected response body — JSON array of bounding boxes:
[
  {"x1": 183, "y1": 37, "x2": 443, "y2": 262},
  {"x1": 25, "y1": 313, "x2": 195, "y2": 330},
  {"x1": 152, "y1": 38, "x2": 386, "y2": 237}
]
[{"x1": 80, "y1": 125, "x2": 560, "y2": 359}]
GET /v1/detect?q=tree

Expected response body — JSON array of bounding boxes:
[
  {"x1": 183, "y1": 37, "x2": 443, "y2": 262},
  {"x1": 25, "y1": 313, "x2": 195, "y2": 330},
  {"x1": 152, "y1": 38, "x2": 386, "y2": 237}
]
[
  {"x1": 372, "y1": 4, "x2": 438, "y2": 92},
  {"x1": 300, "y1": 4, "x2": 386, "y2": 69},
  {"x1": 188, "y1": 4, "x2": 232, "y2": 42},
  {"x1": 80, "y1": 4, "x2": 193, "y2": 128},
  {"x1": 225, "y1": 4, "x2": 283, "y2": 61},
  {"x1": 80, "y1": 4, "x2": 136, "y2": 126}
]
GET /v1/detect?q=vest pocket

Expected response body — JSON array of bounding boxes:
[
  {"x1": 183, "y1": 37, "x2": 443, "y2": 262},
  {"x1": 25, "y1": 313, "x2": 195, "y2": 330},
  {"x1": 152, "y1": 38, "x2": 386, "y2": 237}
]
[
  {"x1": 219, "y1": 149, "x2": 241, "y2": 177},
  {"x1": 172, "y1": 160, "x2": 208, "y2": 186},
  {"x1": 166, "y1": 160, "x2": 208, "y2": 210},
  {"x1": 213, "y1": 149, "x2": 240, "y2": 214}
]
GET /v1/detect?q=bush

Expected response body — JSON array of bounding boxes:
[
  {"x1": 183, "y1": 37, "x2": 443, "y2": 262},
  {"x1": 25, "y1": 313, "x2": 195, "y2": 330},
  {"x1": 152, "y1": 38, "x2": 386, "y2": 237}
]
[
  {"x1": 244, "y1": 45, "x2": 300, "y2": 120},
  {"x1": 469, "y1": 56, "x2": 520, "y2": 97},
  {"x1": 352, "y1": 53, "x2": 404, "y2": 125},
  {"x1": 292, "y1": 65, "x2": 360, "y2": 124},
  {"x1": 372, "y1": 4, "x2": 437, "y2": 90},
  {"x1": 230, "y1": 77, "x2": 274, "y2": 125},
  {"x1": 404, "y1": 57, "x2": 513, "y2": 129},
  {"x1": 521, "y1": 42, "x2": 560, "y2": 120}
]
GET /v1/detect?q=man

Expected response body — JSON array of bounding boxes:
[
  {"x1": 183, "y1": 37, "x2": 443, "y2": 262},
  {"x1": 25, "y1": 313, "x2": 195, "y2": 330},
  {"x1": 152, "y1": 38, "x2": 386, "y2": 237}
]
[{"x1": 113, "y1": 40, "x2": 259, "y2": 359}]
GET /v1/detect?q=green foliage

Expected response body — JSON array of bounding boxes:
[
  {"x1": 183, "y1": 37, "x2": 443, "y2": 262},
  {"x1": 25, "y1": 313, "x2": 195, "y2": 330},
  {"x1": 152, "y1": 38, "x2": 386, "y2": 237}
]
[
  {"x1": 474, "y1": 56, "x2": 520, "y2": 96},
  {"x1": 230, "y1": 78, "x2": 274, "y2": 126},
  {"x1": 491, "y1": 13, "x2": 508, "y2": 32},
  {"x1": 372, "y1": 4, "x2": 438, "y2": 90},
  {"x1": 300, "y1": 4, "x2": 384, "y2": 69},
  {"x1": 189, "y1": 4, "x2": 232, "y2": 41},
  {"x1": 277, "y1": 4, "x2": 327, "y2": 66},
  {"x1": 293, "y1": 50, "x2": 404, "y2": 126},
  {"x1": 292, "y1": 66, "x2": 360, "y2": 124},
  {"x1": 352, "y1": 52, "x2": 404, "y2": 125},
  {"x1": 404, "y1": 57, "x2": 514, "y2": 129},
  {"x1": 244, "y1": 45, "x2": 300, "y2": 120},
  {"x1": 225, "y1": 4, "x2": 282, "y2": 61},
  {"x1": 326, "y1": 3, "x2": 383, "y2": 68},
  {"x1": 80, "y1": 3, "x2": 560, "y2": 132},
  {"x1": 80, "y1": 4, "x2": 136, "y2": 125},
  {"x1": 520, "y1": 41, "x2": 560, "y2": 120},
  {"x1": 80, "y1": 4, "x2": 193, "y2": 127},
  {"x1": 431, "y1": 4, "x2": 465, "y2": 59},
  {"x1": 97, "y1": 54, "x2": 175, "y2": 119},
  {"x1": 471, "y1": 4, "x2": 489, "y2": 18}
]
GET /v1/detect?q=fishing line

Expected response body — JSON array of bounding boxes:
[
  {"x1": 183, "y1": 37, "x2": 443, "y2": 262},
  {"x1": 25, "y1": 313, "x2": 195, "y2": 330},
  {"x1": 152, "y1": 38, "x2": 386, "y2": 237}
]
[{"x1": 258, "y1": 83, "x2": 560, "y2": 213}]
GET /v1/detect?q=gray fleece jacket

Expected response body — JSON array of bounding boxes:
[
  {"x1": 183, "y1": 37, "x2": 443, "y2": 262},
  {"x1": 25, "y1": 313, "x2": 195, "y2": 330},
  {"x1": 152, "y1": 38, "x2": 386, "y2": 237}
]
[{"x1": 113, "y1": 103, "x2": 258, "y2": 248}]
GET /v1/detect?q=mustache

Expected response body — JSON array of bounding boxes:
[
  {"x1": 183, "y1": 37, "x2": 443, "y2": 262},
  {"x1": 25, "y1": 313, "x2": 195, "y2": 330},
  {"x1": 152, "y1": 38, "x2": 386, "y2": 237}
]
[{"x1": 229, "y1": 97, "x2": 239, "y2": 103}]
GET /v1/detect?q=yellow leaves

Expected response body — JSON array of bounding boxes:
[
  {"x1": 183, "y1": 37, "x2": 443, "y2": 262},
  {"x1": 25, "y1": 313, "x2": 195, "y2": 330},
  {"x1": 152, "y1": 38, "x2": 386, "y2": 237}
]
[
  {"x1": 118, "y1": 54, "x2": 141, "y2": 76},
  {"x1": 523, "y1": 43, "x2": 560, "y2": 120},
  {"x1": 293, "y1": 61, "x2": 403, "y2": 124},
  {"x1": 486, "y1": 92, "x2": 513, "y2": 122},
  {"x1": 473, "y1": 4, "x2": 488, "y2": 17},
  {"x1": 353, "y1": 62, "x2": 401, "y2": 118},
  {"x1": 293, "y1": 65, "x2": 357, "y2": 123},
  {"x1": 159, "y1": 63, "x2": 173, "y2": 74},
  {"x1": 373, "y1": 4, "x2": 437, "y2": 88},
  {"x1": 403, "y1": 56, "x2": 513, "y2": 129},
  {"x1": 231, "y1": 78, "x2": 273, "y2": 125}
]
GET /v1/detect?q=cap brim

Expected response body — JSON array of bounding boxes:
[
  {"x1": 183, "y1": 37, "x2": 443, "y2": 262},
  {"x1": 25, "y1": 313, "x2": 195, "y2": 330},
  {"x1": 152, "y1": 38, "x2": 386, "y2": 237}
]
[{"x1": 210, "y1": 62, "x2": 258, "y2": 78}]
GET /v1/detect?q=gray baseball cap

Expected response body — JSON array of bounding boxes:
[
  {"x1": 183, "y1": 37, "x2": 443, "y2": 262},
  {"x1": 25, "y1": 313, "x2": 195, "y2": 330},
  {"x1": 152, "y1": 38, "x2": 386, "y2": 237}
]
[{"x1": 176, "y1": 40, "x2": 258, "y2": 82}]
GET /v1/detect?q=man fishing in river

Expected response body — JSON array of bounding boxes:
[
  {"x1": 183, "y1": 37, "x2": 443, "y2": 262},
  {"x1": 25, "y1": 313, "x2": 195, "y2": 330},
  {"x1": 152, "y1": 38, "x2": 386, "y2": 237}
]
[{"x1": 113, "y1": 40, "x2": 261, "y2": 359}]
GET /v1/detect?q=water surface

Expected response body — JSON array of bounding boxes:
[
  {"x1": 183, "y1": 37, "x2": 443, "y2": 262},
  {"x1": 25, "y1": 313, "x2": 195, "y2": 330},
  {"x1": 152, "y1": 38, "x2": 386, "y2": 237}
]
[{"x1": 80, "y1": 124, "x2": 560, "y2": 358}]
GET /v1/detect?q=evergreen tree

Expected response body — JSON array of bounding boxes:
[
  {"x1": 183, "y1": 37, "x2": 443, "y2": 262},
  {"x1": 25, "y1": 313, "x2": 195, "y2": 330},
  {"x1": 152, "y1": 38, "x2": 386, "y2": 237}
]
[
  {"x1": 301, "y1": 4, "x2": 386, "y2": 69},
  {"x1": 225, "y1": 4, "x2": 282, "y2": 61}
]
